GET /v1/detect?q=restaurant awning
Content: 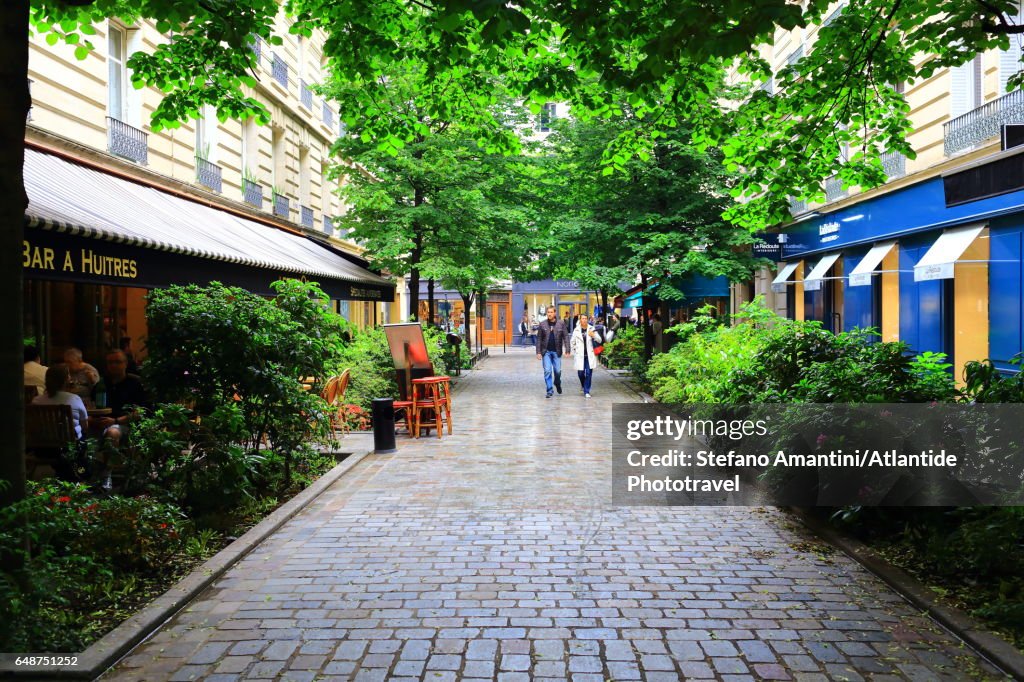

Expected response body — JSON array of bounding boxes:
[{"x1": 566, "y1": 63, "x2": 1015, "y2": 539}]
[
  {"x1": 848, "y1": 241, "x2": 896, "y2": 286},
  {"x1": 803, "y1": 252, "x2": 842, "y2": 291},
  {"x1": 22, "y1": 148, "x2": 394, "y2": 301},
  {"x1": 770, "y1": 261, "x2": 800, "y2": 293},
  {"x1": 914, "y1": 223, "x2": 986, "y2": 282}
]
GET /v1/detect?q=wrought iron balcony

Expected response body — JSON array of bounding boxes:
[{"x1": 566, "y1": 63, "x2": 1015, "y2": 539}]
[
  {"x1": 322, "y1": 101, "x2": 335, "y2": 128},
  {"x1": 824, "y1": 174, "x2": 847, "y2": 202},
  {"x1": 301, "y1": 205, "x2": 314, "y2": 228},
  {"x1": 196, "y1": 157, "x2": 222, "y2": 193},
  {"x1": 786, "y1": 45, "x2": 804, "y2": 67},
  {"x1": 944, "y1": 89, "x2": 1024, "y2": 157},
  {"x1": 822, "y1": 4, "x2": 844, "y2": 27},
  {"x1": 881, "y1": 151, "x2": 906, "y2": 179},
  {"x1": 273, "y1": 192, "x2": 290, "y2": 219},
  {"x1": 243, "y1": 179, "x2": 263, "y2": 208},
  {"x1": 249, "y1": 35, "x2": 262, "y2": 63},
  {"x1": 323, "y1": 215, "x2": 333, "y2": 234},
  {"x1": 106, "y1": 117, "x2": 148, "y2": 165},
  {"x1": 300, "y1": 80, "x2": 313, "y2": 109},
  {"x1": 27, "y1": 79, "x2": 32, "y2": 121},
  {"x1": 759, "y1": 77, "x2": 773, "y2": 95},
  {"x1": 788, "y1": 196, "x2": 807, "y2": 215},
  {"x1": 272, "y1": 53, "x2": 289, "y2": 89}
]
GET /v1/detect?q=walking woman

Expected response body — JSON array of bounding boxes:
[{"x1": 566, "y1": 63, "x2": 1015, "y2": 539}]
[{"x1": 571, "y1": 314, "x2": 600, "y2": 398}]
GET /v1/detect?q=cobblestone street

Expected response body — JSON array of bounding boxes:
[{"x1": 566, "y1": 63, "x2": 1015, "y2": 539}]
[{"x1": 104, "y1": 349, "x2": 1007, "y2": 681}]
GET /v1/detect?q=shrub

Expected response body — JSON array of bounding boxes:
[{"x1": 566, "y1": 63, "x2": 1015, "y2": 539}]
[
  {"x1": 0, "y1": 480, "x2": 187, "y2": 651},
  {"x1": 601, "y1": 325, "x2": 642, "y2": 370},
  {"x1": 144, "y1": 280, "x2": 341, "y2": 487}
]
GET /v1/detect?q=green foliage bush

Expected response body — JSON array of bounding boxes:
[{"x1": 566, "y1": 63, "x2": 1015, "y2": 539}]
[
  {"x1": 0, "y1": 480, "x2": 186, "y2": 652},
  {"x1": 646, "y1": 299, "x2": 958, "y2": 405},
  {"x1": 601, "y1": 324, "x2": 642, "y2": 370}
]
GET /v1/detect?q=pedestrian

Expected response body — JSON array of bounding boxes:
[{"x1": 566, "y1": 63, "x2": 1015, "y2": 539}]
[
  {"x1": 608, "y1": 314, "x2": 620, "y2": 334},
  {"x1": 536, "y1": 305, "x2": 570, "y2": 398},
  {"x1": 651, "y1": 313, "x2": 664, "y2": 353},
  {"x1": 519, "y1": 314, "x2": 531, "y2": 347},
  {"x1": 571, "y1": 314, "x2": 600, "y2": 399}
]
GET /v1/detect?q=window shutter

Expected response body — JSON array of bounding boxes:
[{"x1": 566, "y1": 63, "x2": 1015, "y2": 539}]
[
  {"x1": 950, "y1": 61, "x2": 973, "y2": 117},
  {"x1": 1000, "y1": 9, "x2": 1023, "y2": 94}
]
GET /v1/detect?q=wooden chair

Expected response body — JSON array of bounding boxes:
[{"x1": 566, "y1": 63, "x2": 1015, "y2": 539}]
[
  {"x1": 411, "y1": 376, "x2": 452, "y2": 439},
  {"x1": 25, "y1": 404, "x2": 76, "y2": 477}
]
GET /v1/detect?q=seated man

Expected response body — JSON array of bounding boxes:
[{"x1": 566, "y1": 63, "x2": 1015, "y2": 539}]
[
  {"x1": 92, "y1": 349, "x2": 149, "y2": 447},
  {"x1": 64, "y1": 347, "x2": 99, "y2": 402},
  {"x1": 24, "y1": 345, "x2": 47, "y2": 396}
]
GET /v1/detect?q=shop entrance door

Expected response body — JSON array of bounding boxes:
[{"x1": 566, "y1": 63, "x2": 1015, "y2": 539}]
[{"x1": 481, "y1": 293, "x2": 511, "y2": 345}]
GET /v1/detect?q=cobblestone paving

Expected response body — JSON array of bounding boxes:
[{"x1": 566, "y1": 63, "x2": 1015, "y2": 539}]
[{"x1": 103, "y1": 348, "x2": 1008, "y2": 681}]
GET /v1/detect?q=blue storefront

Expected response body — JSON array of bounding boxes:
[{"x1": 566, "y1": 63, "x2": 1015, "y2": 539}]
[{"x1": 771, "y1": 147, "x2": 1024, "y2": 375}]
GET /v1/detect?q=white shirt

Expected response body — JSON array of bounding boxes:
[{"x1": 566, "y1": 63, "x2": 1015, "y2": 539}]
[
  {"x1": 32, "y1": 391, "x2": 89, "y2": 440},
  {"x1": 24, "y1": 360, "x2": 47, "y2": 395}
]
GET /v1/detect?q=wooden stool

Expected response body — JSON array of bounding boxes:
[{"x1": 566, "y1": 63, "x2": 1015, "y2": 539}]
[
  {"x1": 411, "y1": 376, "x2": 452, "y2": 439},
  {"x1": 393, "y1": 399, "x2": 414, "y2": 435}
]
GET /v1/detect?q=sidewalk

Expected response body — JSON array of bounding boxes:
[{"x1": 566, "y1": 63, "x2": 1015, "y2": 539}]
[{"x1": 102, "y1": 353, "x2": 1006, "y2": 681}]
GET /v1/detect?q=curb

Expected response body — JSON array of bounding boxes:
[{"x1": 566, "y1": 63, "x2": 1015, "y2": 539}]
[
  {"x1": 792, "y1": 509, "x2": 1024, "y2": 681},
  {"x1": 0, "y1": 449, "x2": 371, "y2": 681}
]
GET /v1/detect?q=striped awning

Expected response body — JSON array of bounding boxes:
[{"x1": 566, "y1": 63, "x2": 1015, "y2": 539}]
[{"x1": 23, "y1": 148, "x2": 392, "y2": 291}]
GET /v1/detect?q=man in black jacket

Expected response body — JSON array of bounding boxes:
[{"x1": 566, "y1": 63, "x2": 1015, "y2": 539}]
[{"x1": 535, "y1": 305, "x2": 571, "y2": 398}]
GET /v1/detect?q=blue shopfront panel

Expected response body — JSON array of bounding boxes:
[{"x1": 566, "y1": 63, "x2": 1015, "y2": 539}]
[
  {"x1": 989, "y1": 221, "x2": 1024, "y2": 370},
  {"x1": 804, "y1": 286, "x2": 825, "y2": 325},
  {"x1": 843, "y1": 250, "x2": 876, "y2": 332},
  {"x1": 899, "y1": 240, "x2": 949, "y2": 356}
]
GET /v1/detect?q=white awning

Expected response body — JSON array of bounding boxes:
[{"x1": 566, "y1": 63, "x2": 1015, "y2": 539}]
[
  {"x1": 914, "y1": 224, "x2": 985, "y2": 281},
  {"x1": 23, "y1": 148, "x2": 394, "y2": 297},
  {"x1": 803, "y1": 252, "x2": 841, "y2": 291},
  {"x1": 771, "y1": 261, "x2": 800, "y2": 293},
  {"x1": 848, "y1": 241, "x2": 896, "y2": 287}
]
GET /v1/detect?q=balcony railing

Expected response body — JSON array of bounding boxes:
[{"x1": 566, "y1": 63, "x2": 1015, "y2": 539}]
[
  {"x1": 107, "y1": 117, "x2": 148, "y2": 165},
  {"x1": 249, "y1": 35, "x2": 262, "y2": 63},
  {"x1": 27, "y1": 79, "x2": 32, "y2": 121},
  {"x1": 825, "y1": 174, "x2": 847, "y2": 202},
  {"x1": 196, "y1": 157, "x2": 223, "y2": 193},
  {"x1": 301, "y1": 205, "x2": 314, "y2": 228},
  {"x1": 822, "y1": 3, "x2": 844, "y2": 27},
  {"x1": 786, "y1": 45, "x2": 804, "y2": 67},
  {"x1": 272, "y1": 53, "x2": 289, "y2": 89},
  {"x1": 944, "y1": 89, "x2": 1024, "y2": 157},
  {"x1": 881, "y1": 151, "x2": 906, "y2": 179},
  {"x1": 788, "y1": 196, "x2": 807, "y2": 215},
  {"x1": 323, "y1": 215, "x2": 333, "y2": 234},
  {"x1": 273, "y1": 192, "x2": 290, "y2": 219},
  {"x1": 322, "y1": 101, "x2": 334, "y2": 128},
  {"x1": 243, "y1": 179, "x2": 263, "y2": 208},
  {"x1": 759, "y1": 77, "x2": 773, "y2": 95}
]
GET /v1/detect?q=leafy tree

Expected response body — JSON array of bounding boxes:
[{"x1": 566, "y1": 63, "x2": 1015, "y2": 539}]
[
  {"x1": 538, "y1": 113, "x2": 758, "y2": 357},
  {"x1": 6, "y1": 0, "x2": 1024, "y2": 504}
]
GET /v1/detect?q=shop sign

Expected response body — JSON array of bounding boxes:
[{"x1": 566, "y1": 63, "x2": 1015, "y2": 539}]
[
  {"x1": 915, "y1": 263, "x2": 954, "y2": 281},
  {"x1": 24, "y1": 239, "x2": 138, "y2": 280},
  {"x1": 849, "y1": 273, "x2": 872, "y2": 287}
]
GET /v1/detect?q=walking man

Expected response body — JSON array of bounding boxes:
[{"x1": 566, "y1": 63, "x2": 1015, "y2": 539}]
[{"x1": 536, "y1": 305, "x2": 570, "y2": 398}]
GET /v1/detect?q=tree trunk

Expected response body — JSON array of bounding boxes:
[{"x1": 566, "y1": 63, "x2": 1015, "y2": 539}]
[
  {"x1": 408, "y1": 226, "x2": 423, "y2": 321},
  {"x1": 1, "y1": 0, "x2": 30, "y2": 507},
  {"x1": 600, "y1": 289, "x2": 610, "y2": 325},
  {"x1": 640, "y1": 273, "x2": 653, "y2": 359},
  {"x1": 459, "y1": 291, "x2": 474, "y2": 344},
  {"x1": 427, "y1": 278, "x2": 435, "y2": 327}
]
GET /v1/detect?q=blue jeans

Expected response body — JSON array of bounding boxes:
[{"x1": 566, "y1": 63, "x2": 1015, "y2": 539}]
[
  {"x1": 578, "y1": 351, "x2": 592, "y2": 394},
  {"x1": 542, "y1": 350, "x2": 561, "y2": 394}
]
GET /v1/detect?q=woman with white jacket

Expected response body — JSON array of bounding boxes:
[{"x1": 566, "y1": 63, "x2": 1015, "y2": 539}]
[{"x1": 571, "y1": 315, "x2": 600, "y2": 398}]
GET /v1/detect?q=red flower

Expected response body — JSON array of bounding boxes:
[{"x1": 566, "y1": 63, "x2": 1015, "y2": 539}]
[{"x1": 53, "y1": 496, "x2": 71, "y2": 503}]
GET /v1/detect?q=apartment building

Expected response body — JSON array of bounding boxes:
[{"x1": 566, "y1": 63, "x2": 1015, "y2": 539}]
[
  {"x1": 24, "y1": 14, "x2": 400, "y2": 365},
  {"x1": 735, "y1": 2, "x2": 1024, "y2": 378}
]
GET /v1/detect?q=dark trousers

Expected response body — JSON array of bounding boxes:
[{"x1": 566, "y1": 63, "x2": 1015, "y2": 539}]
[{"x1": 577, "y1": 351, "x2": 592, "y2": 394}]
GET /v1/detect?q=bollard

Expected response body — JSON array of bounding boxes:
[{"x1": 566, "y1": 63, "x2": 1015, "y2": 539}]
[{"x1": 371, "y1": 397, "x2": 397, "y2": 453}]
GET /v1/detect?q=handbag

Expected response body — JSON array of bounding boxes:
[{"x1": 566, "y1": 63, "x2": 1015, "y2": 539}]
[{"x1": 593, "y1": 344, "x2": 605, "y2": 355}]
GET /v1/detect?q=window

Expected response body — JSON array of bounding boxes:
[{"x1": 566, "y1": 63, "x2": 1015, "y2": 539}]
[
  {"x1": 272, "y1": 126, "x2": 286, "y2": 190},
  {"x1": 299, "y1": 145, "x2": 311, "y2": 207},
  {"x1": 195, "y1": 105, "x2": 217, "y2": 162},
  {"x1": 536, "y1": 102, "x2": 557, "y2": 132},
  {"x1": 951, "y1": 55, "x2": 983, "y2": 117},
  {"x1": 241, "y1": 117, "x2": 259, "y2": 177},
  {"x1": 107, "y1": 24, "x2": 127, "y2": 121},
  {"x1": 1000, "y1": 9, "x2": 1024, "y2": 94}
]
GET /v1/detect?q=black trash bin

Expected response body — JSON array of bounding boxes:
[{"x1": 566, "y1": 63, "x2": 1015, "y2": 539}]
[
  {"x1": 371, "y1": 397, "x2": 397, "y2": 453},
  {"x1": 446, "y1": 332, "x2": 463, "y2": 376}
]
